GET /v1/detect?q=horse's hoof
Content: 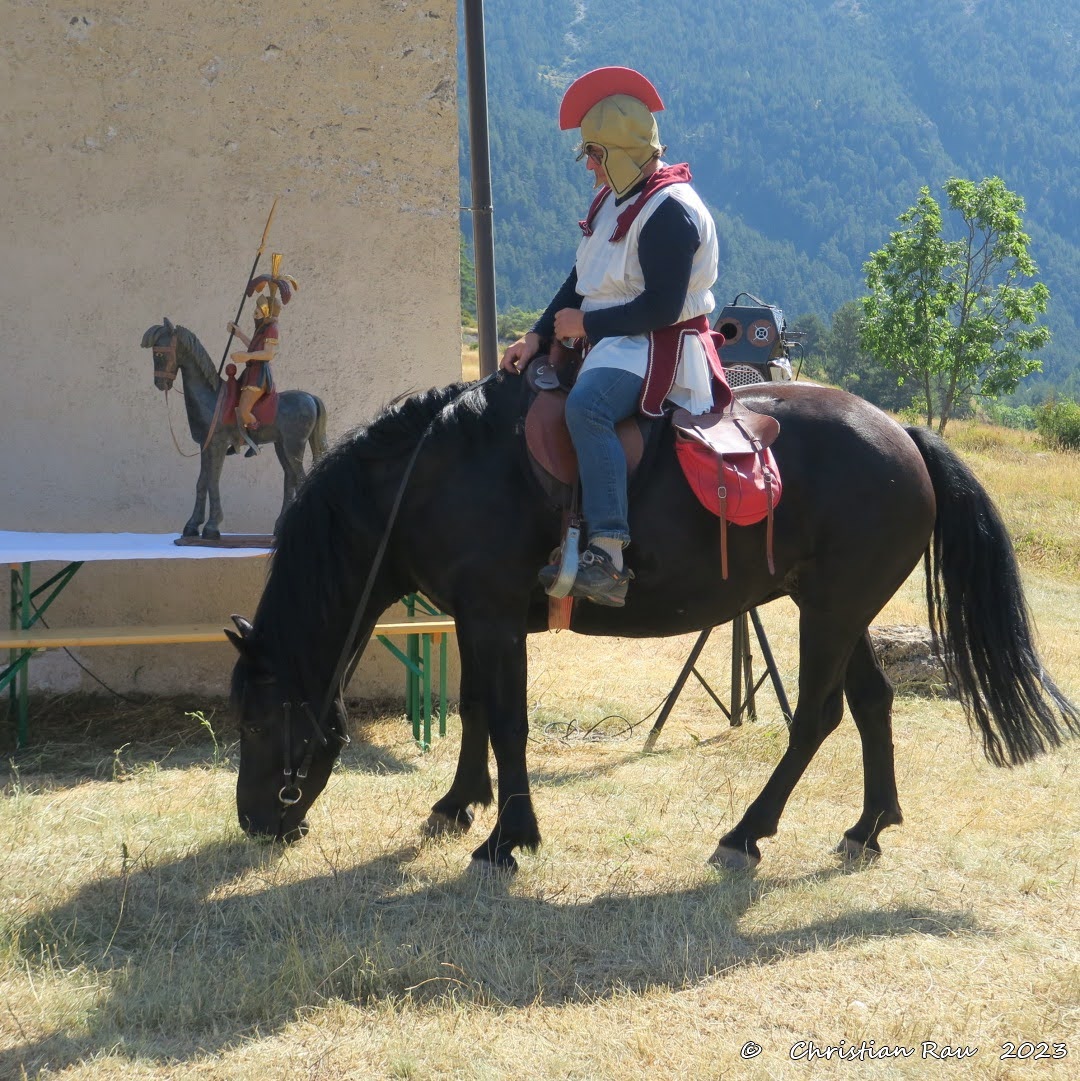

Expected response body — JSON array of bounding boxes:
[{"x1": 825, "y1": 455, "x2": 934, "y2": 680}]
[
  {"x1": 468, "y1": 853, "x2": 518, "y2": 877},
  {"x1": 835, "y1": 836, "x2": 881, "y2": 863},
  {"x1": 202, "y1": 527, "x2": 221, "y2": 541},
  {"x1": 182, "y1": 524, "x2": 200, "y2": 537},
  {"x1": 708, "y1": 844, "x2": 761, "y2": 871},
  {"x1": 423, "y1": 809, "x2": 474, "y2": 838}
]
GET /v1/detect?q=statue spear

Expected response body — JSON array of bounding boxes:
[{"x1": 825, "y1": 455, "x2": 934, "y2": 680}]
[{"x1": 217, "y1": 196, "x2": 279, "y2": 377}]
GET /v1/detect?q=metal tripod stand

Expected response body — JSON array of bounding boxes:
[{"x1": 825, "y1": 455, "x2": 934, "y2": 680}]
[{"x1": 643, "y1": 609, "x2": 792, "y2": 751}]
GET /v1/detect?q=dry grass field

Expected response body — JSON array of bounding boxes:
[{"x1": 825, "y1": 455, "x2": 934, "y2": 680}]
[{"x1": 2, "y1": 375, "x2": 1078, "y2": 1079}]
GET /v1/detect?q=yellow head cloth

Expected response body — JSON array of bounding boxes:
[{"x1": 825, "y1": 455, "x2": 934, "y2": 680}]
[{"x1": 579, "y1": 94, "x2": 663, "y2": 198}]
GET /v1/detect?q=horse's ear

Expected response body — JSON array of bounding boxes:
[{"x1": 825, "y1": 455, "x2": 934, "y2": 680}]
[
  {"x1": 163, "y1": 316, "x2": 174, "y2": 333},
  {"x1": 226, "y1": 614, "x2": 256, "y2": 657}
]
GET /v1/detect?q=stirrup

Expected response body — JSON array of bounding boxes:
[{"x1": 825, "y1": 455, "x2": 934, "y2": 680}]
[
  {"x1": 544, "y1": 523, "x2": 582, "y2": 598},
  {"x1": 236, "y1": 424, "x2": 259, "y2": 456}
]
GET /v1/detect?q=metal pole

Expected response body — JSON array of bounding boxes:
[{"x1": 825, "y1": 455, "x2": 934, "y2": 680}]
[{"x1": 463, "y1": 0, "x2": 498, "y2": 376}]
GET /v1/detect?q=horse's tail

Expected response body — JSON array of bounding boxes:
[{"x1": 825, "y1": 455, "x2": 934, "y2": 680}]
[
  {"x1": 906, "y1": 424, "x2": 1080, "y2": 766},
  {"x1": 309, "y1": 396, "x2": 329, "y2": 461}
]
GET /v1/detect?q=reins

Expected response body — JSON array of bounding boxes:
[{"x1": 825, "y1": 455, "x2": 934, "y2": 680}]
[
  {"x1": 164, "y1": 388, "x2": 201, "y2": 458},
  {"x1": 314, "y1": 421, "x2": 434, "y2": 731},
  {"x1": 155, "y1": 332, "x2": 226, "y2": 456},
  {"x1": 272, "y1": 375, "x2": 495, "y2": 812}
]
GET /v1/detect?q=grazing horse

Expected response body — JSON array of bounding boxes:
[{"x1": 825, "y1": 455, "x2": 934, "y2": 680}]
[
  {"x1": 227, "y1": 374, "x2": 1079, "y2": 871},
  {"x1": 141, "y1": 319, "x2": 328, "y2": 538}
]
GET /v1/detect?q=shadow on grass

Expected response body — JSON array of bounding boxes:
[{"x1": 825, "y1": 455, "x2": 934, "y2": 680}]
[
  {"x1": 2, "y1": 695, "x2": 418, "y2": 792},
  {"x1": 4, "y1": 835, "x2": 985, "y2": 1076}
]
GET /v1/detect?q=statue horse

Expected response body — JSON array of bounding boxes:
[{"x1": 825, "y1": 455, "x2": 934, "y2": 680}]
[
  {"x1": 227, "y1": 374, "x2": 1079, "y2": 872},
  {"x1": 142, "y1": 319, "x2": 328, "y2": 538}
]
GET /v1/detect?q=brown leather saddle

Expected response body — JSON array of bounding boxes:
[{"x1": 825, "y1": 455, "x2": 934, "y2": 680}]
[
  {"x1": 523, "y1": 355, "x2": 649, "y2": 500},
  {"x1": 523, "y1": 352, "x2": 778, "y2": 504},
  {"x1": 670, "y1": 404, "x2": 779, "y2": 458},
  {"x1": 522, "y1": 351, "x2": 782, "y2": 603}
]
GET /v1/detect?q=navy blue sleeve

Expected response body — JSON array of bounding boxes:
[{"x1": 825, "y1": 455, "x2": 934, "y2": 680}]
[
  {"x1": 530, "y1": 268, "x2": 581, "y2": 344},
  {"x1": 582, "y1": 197, "x2": 700, "y2": 341}
]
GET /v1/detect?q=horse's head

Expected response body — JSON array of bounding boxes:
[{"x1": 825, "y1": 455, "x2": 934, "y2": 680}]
[
  {"x1": 226, "y1": 615, "x2": 347, "y2": 843},
  {"x1": 142, "y1": 318, "x2": 179, "y2": 391}
]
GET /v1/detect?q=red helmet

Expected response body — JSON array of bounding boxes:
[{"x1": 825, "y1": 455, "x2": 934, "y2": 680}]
[{"x1": 558, "y1": 67, "x2": 664, "y2": 131}]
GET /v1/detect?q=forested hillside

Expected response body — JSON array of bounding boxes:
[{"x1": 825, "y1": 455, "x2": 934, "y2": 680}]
[{"x1": 460, "y1": 0, "x2": 1079, "y2": 400}]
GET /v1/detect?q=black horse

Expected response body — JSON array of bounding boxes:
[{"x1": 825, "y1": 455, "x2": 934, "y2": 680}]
[{"x1": 227, "y1": 374, "x2": 1079, "y2": 871}]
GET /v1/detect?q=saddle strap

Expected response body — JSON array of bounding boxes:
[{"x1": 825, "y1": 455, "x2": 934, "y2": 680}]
[
  {"x1": 719, "y1": 482, "x2": 729, "y2": 580},
  {"x1": 762, "y1": 451, "x2": 777, "y2": 576},
  {"x1": 711, "y1": 437, "x2": 778, "y2": 582}
]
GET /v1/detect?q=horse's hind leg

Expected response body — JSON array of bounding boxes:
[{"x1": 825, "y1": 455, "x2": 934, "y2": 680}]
[
  {"x1": 711, "y1": 613, "x2": 855, "y2": 870},
  {"x1": 838, "y1": 632, "x2": 903, "y2": 860}
]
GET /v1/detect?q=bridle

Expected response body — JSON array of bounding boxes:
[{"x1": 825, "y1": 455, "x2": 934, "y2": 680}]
[
  {"x1": 239, "y1": 676, "x2": 350, "y2": 812},
  {"x1": 152, "y1": 334, "x2": 179, "y2": 388},
  {"x1": 152, "y1": 333, "x2": 203, "y2": 457},
  {"x1": 277, "y1": 698, "x2": 348, "y2": 807}
]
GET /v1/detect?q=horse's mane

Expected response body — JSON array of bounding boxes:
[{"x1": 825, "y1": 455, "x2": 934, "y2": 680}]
[
  {"x1": 254, "y1": 376, "x2": 514, "y2": 688},
  {"x1": 174, "y1": 325, "x2": 219, "y2": 387}
]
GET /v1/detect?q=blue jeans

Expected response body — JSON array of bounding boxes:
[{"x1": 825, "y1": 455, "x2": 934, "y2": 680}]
[{"x1": 564, "y1": 366, "x2": 644, "y2": 545}]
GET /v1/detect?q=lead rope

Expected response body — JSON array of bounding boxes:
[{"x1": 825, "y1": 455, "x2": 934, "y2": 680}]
[{"x1": 164, "y1": 388, "x2": 201, "y2": 458}]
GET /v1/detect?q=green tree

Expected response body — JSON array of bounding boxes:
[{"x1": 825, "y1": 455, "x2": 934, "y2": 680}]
[
  {"x1": 819, "y1": 301, "x2": 918, "y2": 412},
  {"x1": 861, "y1": 177, "x2": 1051, "y2": 432},
  {"x1": 460, "y1": 234, "x2": 477, "y2": 326},
  {"x1": 496, "y1": 306, "x2": 543, "y2": 343}
]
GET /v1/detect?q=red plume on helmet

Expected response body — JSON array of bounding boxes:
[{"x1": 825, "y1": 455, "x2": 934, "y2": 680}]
[
  {"x1": 559, "y1": 67, "x2": 664, "y2": 130},
  {"x1": 246, "y1": 252, "x2": 299, "y2": 316}
]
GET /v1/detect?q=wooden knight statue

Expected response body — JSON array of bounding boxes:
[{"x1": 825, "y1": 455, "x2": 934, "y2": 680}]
[{"x1": 226, "y1": 253, "x2": 299, "y2": 448}]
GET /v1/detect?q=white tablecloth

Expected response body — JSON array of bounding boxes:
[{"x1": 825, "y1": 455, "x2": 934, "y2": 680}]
[{"x1": 0, "y1": 532, "x2": 272, "y2": 564}]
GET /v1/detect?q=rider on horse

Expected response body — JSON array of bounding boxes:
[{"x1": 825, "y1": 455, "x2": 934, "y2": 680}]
[
  {"x1": 501, "y1": 67, "x2": 725, "y2": 607},
  {"x1": 227, "y1": 252, "x2": 299, "y2": 444}
]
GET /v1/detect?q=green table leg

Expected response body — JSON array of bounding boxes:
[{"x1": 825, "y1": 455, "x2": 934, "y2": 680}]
[
  {"x1": 3, "y1": 561, "x2": 84, "y2": 747},
  {"x1": 422, "y1": 630, "x2": 432, "y2": 750},
  {"x1": 375, "y1": 594, "x2": 450, "y2": 750},
  {"x1": 438, "y1": 632, "x2": 448, "y2": 738},
  {"x1": 16, "y1": 564, "x2": 30, "y2": 747}
]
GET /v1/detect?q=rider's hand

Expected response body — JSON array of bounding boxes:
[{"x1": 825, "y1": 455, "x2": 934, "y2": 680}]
[
  {"x1": 553, "y1": 308, "x2": 586, "y2": 342},
  {"x1": 500, "y1": 331, "x2": 541, "y2": 374},
  {"x1": 227, "y1": 322, "x2": 238, "y2": 334}
]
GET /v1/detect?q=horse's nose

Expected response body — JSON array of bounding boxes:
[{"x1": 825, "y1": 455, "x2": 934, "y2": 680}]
[
  {"x1": 280, "y1": 819, "x2": 311, "y2": 844},
  {"x1": 239, "y1": 813, "x2": 310, "y2": 843}
]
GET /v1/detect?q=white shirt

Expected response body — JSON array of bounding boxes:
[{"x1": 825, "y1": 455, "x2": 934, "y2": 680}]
[{"x1": 575, "y1": 174, "x2": 719, "y2": 414}]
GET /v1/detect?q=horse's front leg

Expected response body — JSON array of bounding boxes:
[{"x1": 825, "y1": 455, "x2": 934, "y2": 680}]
[
  {"x1": 273, "y1": 438, "x2": 305, "y2": 534},
  {"x1": 183, "y1": 449, "x2": 212, "y2": 537},
  {"x1": 454, "y1": 615, "x2": 536, "y2": 873},
  {"x1": 202, "y1": 442, "x2": 226, "y2": 539},
  {"x1": 425, "y1": 699, "x2": 493, "y2": 836}
]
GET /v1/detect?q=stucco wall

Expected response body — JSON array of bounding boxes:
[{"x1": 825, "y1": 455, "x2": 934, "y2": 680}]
[{"x1": 1, "y1": 0, "x2": 460, "y2": 699}]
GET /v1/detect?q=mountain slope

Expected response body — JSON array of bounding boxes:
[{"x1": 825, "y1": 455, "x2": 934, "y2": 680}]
[{"x1": 460, "y1": 0, "x2": 1079, "y2": 397}]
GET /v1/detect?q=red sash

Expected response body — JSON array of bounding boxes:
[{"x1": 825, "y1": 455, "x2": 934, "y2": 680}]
[
  {"x1": 579, "y1": 163, "x2": 694, "y2": 240},
  {"x1": 639, "y1": 318, "x2": 731, "y2": 418}
]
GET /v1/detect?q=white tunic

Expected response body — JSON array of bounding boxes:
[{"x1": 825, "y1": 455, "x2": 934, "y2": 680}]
[{"x1": 576, "y1": 175, "x2": 719, "y2": 414}]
